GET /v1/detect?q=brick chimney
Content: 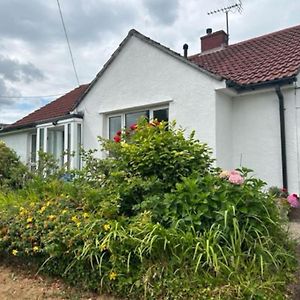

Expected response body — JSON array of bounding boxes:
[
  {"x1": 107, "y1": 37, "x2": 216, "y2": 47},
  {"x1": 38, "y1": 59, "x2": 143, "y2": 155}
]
[{"x1": 201, "y1": 29, "x2": 228, "y2": 52}]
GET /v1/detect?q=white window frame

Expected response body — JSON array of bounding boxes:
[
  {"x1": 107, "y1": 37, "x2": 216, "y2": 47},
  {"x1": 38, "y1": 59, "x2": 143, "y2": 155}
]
[
  {"x1": 106, "y1": 106, "x2": 169, "y2": 139},
  {"x1": 29, "y1": 133, "x2": 37, "y2": 169}
]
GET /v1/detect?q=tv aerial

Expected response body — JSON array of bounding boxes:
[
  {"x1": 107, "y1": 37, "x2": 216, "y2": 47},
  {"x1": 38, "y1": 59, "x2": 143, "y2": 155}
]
[{"x1": 207, "y1": 1, "x2": 242, "y2": 38}]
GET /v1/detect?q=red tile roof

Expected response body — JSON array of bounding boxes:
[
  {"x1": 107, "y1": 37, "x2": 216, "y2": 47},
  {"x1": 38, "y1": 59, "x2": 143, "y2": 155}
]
[
  {"x1": 10, "y1": 84, "x2": 89, "y2": 129},
  {"x1": 189, "y1": 24, "x2": 300, "y2": 86}
]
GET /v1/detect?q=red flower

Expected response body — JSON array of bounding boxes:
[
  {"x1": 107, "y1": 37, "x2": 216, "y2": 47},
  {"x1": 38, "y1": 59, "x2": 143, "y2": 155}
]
[
  {"x1": 116, "y1": 130, "x2": 122, "y2": 136},
  {"x1": 113, "y1": 135, "x2": 121, "y2": 143},
  {"x1": 130, "y1": 124, "x2": 137, "y2": 130}
]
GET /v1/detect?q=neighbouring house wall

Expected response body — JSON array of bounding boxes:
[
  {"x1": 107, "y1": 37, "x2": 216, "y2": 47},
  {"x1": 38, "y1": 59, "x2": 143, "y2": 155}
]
[
  {"x1": 215, "y1": 92, "x2": 232, "y2": 169},
  {"x1": 0, "y1": 131, "x2": 30, "y2": 164},
  {"x1": 232, "y1": 85, "x2": 300, "y2": 193},
  {"x1": 77, "y1": 36, "x2": 224, "y2": 157}
]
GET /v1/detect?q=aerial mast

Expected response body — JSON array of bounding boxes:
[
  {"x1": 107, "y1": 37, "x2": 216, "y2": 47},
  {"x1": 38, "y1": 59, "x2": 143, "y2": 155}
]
[{"x1": 207, "y1": 1, "x2": 242, "y2": 39}]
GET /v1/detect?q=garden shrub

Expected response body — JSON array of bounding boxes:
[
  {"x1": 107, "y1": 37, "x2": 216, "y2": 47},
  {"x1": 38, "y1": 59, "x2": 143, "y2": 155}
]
[
  {"x1": 0, "y1": 141, "x2": 28, "y2": 189},
  {"x1": 0, "y1": 120, "x2": 297, "y2": 299}
]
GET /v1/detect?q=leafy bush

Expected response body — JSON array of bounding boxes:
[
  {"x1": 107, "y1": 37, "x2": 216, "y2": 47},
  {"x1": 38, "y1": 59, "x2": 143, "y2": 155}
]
[
  {"x1": 0, "y1": 120, "x2": 297, "y2": 299},
  {"x1": 0, "y1": 141, "x2": 28, "y2": 189}
]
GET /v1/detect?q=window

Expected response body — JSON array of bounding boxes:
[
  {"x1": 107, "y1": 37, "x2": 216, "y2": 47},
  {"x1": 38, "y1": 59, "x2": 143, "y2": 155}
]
[
  {"x1": 77, "y1": 123, "x2": 82, "y2": 169},
  {"x1": 39, "y1": 128, "x2": 44, "y2": 151},
  {"x1": 108, "y1": 107, "x2": 168, "y2": 139},
  {"x1": 153, "y1": 108, "x2": 168, "y2": 122},
  {"x1": 30, "y1": 134, "x2": 37, "y2": 170},
  {"x1": 109, "y1": 116, "x2": 121, "y2": 140},
  {"x1": 125, "y1": 110, "x2": 149, "y2": 128}
]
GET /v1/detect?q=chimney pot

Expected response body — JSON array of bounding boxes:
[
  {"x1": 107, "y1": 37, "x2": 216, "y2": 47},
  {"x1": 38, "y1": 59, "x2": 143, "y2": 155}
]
[
  {"x1": 201, "y1": 30, "x2": 228, "y2": 52},
  {"x1": 206, "y1": 28, "x2": 212, "y2": 34}
]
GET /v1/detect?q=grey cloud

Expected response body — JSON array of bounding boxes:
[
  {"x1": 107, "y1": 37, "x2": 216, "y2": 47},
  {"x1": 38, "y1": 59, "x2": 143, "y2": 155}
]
[
  {"x1": 0, "y1": 0, "x2": 59, "y2": 46},
  {"x1": 0, "y1": 0, "x2": 138, "y2": 49},
  {"x1": 0, "y1": 55, "x2": 45, "y2": 83},
  {"x1": 55, "y1": 0, "x2": 139, "y2": 45},
  {"x1": 0, "y1": 78, "x2": 19, "y2": 106},
  {"x1": 143, "y1": 0, "x2": 179, "y2": 25}
]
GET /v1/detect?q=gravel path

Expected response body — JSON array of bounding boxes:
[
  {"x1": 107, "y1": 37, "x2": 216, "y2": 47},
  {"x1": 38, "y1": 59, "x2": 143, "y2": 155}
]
[
  {"x1": 289, "y1": 222, "x2": 300, "y2": 240},
  {"x1": 0, "y1": 257, "x2": 116, "y2": 300}
]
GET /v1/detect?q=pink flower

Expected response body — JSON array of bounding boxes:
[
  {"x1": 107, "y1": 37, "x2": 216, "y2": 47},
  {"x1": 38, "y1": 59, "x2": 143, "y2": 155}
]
[
  {"x1": 116, "y1": 130, "x2": 122, "y2": 136},
  {"x1": 228, "y1": 170, "x2": 244, "y2": 185},
  {"x1": 113, "y1": 135, "x2": 121, "y2": 143},
  {"x1": 287, "y1": 193, "x2": 300, "y2": 208},
  {"x1": 130, "y1": 124, "x2": 137, "y2": 130}
]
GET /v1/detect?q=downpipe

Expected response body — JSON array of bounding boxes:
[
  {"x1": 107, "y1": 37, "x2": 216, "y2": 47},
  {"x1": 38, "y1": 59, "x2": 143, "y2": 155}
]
[{"x1": 276, "y1": 86, "x2": 288, "y2": 190}]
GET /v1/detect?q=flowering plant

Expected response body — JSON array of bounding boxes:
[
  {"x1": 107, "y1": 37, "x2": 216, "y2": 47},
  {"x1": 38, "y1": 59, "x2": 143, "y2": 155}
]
[
  {"x1": 219, "y1": 169, "x2": 244, "y2": 185},
  {"x1": 287, "y1": 193, "x2": 300, "y2": 208}
]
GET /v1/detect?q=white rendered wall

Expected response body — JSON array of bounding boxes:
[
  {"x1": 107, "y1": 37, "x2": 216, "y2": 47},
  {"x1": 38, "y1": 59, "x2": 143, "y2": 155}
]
[
  {"x1": 0, "y1": 131, "x2": 30, "y2": 164},
  {"x1": 215, "y1": 92, "x2": 232, "y2": 169},
  {"x1": 77, "y1": 36, "x2": 224, "y2": 157},
  {"x1": 232, "y1": 85, "x2": 300, "y2": 193}
]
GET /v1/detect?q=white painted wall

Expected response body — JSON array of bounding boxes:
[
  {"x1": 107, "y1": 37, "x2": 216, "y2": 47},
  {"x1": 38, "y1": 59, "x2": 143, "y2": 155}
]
[
  {"x1": 77, "y1": 36, "x2": 224, "y2": 157},
  {"x1": 215, "y1": 92, "x2": 232, "y2": 169},
  {"x1": 0, "y1": 131, "x2": 30, "y2": 164},
  {"x1": 231, "y1": 85, "x2": 300, "y2": 193}
]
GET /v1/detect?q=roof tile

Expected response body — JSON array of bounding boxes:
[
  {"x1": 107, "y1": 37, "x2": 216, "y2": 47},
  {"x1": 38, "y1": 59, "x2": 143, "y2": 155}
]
[
  {"x1": 189, "y1": 24, "x2": 300, "y2": 85},
  {"x1": 9, "y1": 84, "x2": 89, "y2": 128}
]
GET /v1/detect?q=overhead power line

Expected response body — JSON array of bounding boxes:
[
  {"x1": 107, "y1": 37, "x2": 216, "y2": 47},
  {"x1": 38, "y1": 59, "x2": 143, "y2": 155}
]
[{"x1": 56, "y1": 0, "x2": 80, "y2": 87}]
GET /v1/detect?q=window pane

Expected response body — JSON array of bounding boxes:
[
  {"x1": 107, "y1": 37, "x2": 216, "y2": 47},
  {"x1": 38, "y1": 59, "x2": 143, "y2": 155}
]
[
  {"x1": 77, "y1": 124, "x2": 82, "y2": 169},
  {"x1": 109, "y1": 116, "x2": 121, "y2": 139},
  {"x1": 153, "y1": 108, "x2": 168, "y2": 122},
  {"x1": 67, "y1": 124, "x2": 71, "y2": 170},
  {"x1": 31, "y1": 134, "x2": 37, "y2": 163},
  {"x1": 125, "y1": 110, "x2": 149, "y2": 128},
  {"x1": 39, "y1": 128, "x2": 44, "y2": 151}
]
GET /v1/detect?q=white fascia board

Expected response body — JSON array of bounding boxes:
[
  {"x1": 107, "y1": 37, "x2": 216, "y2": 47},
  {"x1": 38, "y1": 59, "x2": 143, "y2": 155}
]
[{"x1": 37, "y1": 117, "x2": 83, "y2": 128}]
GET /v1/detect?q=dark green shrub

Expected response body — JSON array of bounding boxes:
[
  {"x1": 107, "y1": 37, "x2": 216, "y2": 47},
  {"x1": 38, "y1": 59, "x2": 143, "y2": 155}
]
[{"x1": 0, "y1": 140, "x2": 28, "y2": 189}]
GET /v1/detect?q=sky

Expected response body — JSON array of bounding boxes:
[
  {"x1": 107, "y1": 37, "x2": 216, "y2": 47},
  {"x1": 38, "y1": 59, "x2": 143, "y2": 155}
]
[{"x1": 0, "y1": 0, "x2": 299, "y2": 124}]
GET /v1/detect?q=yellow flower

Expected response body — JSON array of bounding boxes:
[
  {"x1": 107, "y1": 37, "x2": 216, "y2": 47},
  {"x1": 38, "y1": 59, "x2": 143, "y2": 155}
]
[
  {"x1": 12, "y1": 249, "x2": 18, "y2": 256},
  {"x1": 62, "y1": 209, "x2": 68, "y2": 214},
  {"x1": 103, "y1": 224, "x2": 111, "y2": 231},
  {"x1": 27, "y1": 217, "x2": 33, "y2": 223},
  {"x1": 33, "y1": 246, "x2": 39, "y2": 252},
  {"x1": 46, "y1": 201, "x2": 51, "y2": 207},
  {"x1": 76, "y1": 222, "x2": 81, "y2": 227},
  {"x1": 29, "y1": 202, "x2": 35, "y2": 207},
  {"x1": 19, "y1": 207, "x2": 27, "y2": 216},
  {"x1": 83, "y1": 212, "x2": 89, "y2": 219},
  {"x1": 26, "y1": 224, "x2": 31, "y2": 229},
  {"x1": 71, "y1": 216, "x2": 79, "y2": 223},
  {"x1": 48, "y1": 215, "x2": 56, "y2": 221},
  {"x1": 109, "y1": 271, "x2": 117, "y2": 281},
  {"x1": 39, "y1": 206, "x2": 46, "y2": 214}
]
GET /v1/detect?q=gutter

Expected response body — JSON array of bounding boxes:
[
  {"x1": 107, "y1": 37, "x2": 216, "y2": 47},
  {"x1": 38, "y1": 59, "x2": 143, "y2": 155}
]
[
  {"x1": 276, "y1": 86, "x2": 288, "y2": 190},
  {"x1": 226, "y1": 76, "x2": 297, "y2": 93},
  {"x1": 0, "y1": 113, "x2": 83, "y2": 134}
]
